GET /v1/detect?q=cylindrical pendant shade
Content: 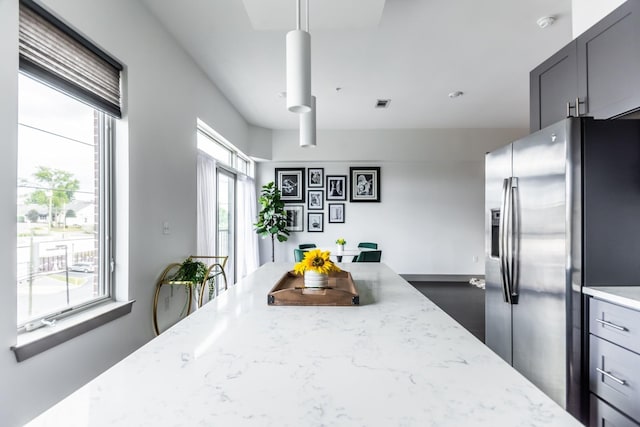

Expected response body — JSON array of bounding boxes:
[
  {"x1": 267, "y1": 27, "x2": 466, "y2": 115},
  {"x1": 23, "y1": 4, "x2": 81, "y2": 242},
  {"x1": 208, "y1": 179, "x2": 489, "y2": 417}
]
[
  {"x1": 286, "y1": 29, "x2": 311, "y2": 113},
  {"x1": 300, "y1": 96, "x2": 316, "y2": 147}
]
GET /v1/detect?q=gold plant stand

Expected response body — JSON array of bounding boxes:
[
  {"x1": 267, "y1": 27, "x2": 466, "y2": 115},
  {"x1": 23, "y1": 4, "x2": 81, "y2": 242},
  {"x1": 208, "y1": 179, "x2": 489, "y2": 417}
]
[{"x1": 152, "y1": 255, "x2": 228, "y2": 336}]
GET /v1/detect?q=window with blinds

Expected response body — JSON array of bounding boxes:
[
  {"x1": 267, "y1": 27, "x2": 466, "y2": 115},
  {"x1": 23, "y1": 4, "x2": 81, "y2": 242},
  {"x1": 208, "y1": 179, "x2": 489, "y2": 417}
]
[
  {"x1": 15, "y1": 0, "x2": 123, "y2": 352},
  {"x1": 18, "y1": 0, "x2": 122, "y2": 117}
]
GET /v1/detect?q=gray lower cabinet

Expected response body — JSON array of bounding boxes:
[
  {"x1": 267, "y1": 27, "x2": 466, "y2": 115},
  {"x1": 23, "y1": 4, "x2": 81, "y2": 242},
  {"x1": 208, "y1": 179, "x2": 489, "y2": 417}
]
[
  {"x1": 530, "y1": 0, "x2": 640, "y2": 132},
  {"x1": 590, "y1": 395, "x2": 640, "y2": 427},
  {"x1": 589, "y1": 297, "x2": 640, "y2": 426}
]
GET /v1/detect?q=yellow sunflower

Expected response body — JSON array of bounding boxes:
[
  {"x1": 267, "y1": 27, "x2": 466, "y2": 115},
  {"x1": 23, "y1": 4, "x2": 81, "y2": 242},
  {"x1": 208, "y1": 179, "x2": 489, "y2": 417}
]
[{"x1": 294, "y1": 249, "x2": 341, "y2": 275}]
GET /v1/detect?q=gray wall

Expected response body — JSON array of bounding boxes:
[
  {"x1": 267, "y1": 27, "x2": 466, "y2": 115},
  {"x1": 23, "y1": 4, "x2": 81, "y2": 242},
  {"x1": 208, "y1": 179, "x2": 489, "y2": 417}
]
[
  {"x1": 256, "y1": 128, "x2": 527, "y2": 274},
  {"x1": 0, "y1": 0, "x2": 251, "y2": 425}
]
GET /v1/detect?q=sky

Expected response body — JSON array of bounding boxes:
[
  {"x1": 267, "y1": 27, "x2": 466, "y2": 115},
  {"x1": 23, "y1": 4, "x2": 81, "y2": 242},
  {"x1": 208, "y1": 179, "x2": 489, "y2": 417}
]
[{"x1": 18, "y1": 74, "x2": 98, "y2": 203}]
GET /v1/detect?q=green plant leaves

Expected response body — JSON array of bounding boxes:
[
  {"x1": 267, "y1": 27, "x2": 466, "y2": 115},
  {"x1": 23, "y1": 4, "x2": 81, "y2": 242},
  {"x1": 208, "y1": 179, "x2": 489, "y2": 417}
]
[
  {"x1": 173, "y1": 258, "x2": 207, "y2": 284},
  {"x1": 255, "y1": 181, "x2": 290, "y2": 261}
]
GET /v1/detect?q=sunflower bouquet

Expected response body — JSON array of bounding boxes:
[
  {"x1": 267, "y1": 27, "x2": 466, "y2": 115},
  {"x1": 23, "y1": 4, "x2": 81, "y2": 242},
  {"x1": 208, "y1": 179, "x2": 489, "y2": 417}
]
[{"x1": 294, "y1": 249, "x2": 341, "y2": 276}]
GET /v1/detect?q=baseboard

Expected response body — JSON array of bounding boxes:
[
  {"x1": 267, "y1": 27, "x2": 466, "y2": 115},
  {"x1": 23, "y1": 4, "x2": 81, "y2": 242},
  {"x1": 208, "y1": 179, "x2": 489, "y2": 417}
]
[{"x1": 400, "y1": 274, "x2": 485, "y2": 282}]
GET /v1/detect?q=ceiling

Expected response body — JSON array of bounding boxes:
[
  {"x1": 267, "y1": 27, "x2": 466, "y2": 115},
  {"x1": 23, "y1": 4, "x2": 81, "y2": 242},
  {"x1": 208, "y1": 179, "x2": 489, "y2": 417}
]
[{"x1": 140, "y1": 0, "x2": 572, "y2": 130}]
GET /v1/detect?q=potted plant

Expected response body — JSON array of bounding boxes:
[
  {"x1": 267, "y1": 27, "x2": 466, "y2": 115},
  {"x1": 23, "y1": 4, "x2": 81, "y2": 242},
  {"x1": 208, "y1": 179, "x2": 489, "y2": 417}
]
[
  {"x1": 335, "y1": 238, "x2": 346, "y2": 251},
  {"x1": 173, "y1": 257, "x2": 208, "y2": 285},
  {"x1": 255, "y1": 181, "x2": 290, "y2": 262},
  {"x1": 293, "y1": 249, "x2": 341, "y2": 288},
  {"x1": 170, "y1": 257, "x2": 209, "y2": 315}
]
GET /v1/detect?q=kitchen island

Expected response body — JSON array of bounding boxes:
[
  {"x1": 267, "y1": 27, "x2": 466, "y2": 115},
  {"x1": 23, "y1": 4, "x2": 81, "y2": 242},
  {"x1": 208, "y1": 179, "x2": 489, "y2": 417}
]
[{"x1": 27, "y1": 263, "x2": 580, "y2": 426}]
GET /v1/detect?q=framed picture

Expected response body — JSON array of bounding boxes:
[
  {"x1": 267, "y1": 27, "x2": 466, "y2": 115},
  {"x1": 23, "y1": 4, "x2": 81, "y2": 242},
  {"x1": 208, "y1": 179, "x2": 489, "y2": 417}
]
[
  {"x1": 326, "y1": 175, "x2": 347, "y2": 201},
  {"x1": 284, "y1": 205, "x2": 304, "y2": 232},
  {"x1": 308, "y1": 168, "x2": 324, "y2": 188},
  {"x1": 275, "y1": 168, "x2": 305, "y2": 203},
  {"x1": 307, "y1": 189, "x2": 324, "y2": 210},
  {"x1": 307, "y1": 212, "x2": 324, "y2": 232},
  {"x1": 328, "y1": 203, "x2": 345, "y2": 223},
  {"x1": 350, "y1": 167, "x2": 380, "y2": 202}
]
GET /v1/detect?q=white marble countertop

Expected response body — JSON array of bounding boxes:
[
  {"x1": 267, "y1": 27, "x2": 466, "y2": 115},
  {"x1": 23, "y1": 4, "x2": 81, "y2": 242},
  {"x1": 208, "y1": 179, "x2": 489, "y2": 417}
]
[
  {"x1": 583, "y1": 286, "x2": 640, "y2": 311},
  {"x1": 28, "y1": 263, "x2": 580, "y2": 426}
]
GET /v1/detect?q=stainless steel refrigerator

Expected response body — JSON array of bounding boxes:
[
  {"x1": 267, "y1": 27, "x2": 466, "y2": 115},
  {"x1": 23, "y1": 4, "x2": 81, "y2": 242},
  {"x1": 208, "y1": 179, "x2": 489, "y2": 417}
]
[{"x1": 485, "y1": 117, "x2": 640, "y2": 422}]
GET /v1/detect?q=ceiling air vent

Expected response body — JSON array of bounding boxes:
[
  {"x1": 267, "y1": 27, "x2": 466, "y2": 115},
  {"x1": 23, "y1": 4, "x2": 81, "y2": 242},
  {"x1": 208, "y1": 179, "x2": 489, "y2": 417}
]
[{"x1": 375, "y1": 99, "x2": 391, "y2": 109}]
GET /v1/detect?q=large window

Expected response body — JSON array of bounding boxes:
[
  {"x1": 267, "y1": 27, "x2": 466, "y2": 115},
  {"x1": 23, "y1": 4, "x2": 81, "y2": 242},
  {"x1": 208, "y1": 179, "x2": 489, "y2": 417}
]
[
  {"x1": 16, "y1": 0, "x2": 121, "y2": 333},
  {"x1": 17, "y1": 74, "x2": 113, "y2": 329},
  {"x1": 197, "y1": 121, "x2": 257, "y2": 284}
]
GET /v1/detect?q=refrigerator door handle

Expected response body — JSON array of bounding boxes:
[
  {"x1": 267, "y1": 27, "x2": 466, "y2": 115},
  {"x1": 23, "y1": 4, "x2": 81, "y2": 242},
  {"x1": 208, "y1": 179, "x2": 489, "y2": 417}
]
[
  {"x1": 499, "y1": 178, "x2": 512, "y2": 304},
  {"x1": 509, "y1": 177, "x2": 519, "y2": 304}
]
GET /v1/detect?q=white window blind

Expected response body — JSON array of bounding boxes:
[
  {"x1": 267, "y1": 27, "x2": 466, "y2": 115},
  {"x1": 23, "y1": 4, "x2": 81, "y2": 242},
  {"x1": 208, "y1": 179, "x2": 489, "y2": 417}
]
[{"x1": 18, "y1": 0, "x2": 123, "y2": 117}]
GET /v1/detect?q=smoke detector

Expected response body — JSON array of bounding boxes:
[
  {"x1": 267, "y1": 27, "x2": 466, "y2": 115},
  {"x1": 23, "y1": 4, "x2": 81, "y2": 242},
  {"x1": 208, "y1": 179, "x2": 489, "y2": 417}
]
[
  {"x1": 536, "y1": 16, "x2": 556, "y2": 29},
  {"x1": 375, "y1": 99, "x2": 391, "y2": 109}
]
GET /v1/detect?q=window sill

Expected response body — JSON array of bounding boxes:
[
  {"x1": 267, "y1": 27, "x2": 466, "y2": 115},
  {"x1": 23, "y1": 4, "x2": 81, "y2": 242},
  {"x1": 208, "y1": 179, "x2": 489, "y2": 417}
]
[{"x1": 10, "y1": 300, "x2": 135, "y2": 362}]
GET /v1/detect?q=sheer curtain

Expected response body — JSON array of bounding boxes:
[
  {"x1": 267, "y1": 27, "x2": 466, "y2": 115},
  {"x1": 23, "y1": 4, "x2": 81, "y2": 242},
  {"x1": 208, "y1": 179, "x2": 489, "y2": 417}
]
[
  {"x1": 237, "y1": 175, "x2": 259, "y2": 279},
  {"x1": 197, "y1": 153, "x2": 216, "y2": 256}
]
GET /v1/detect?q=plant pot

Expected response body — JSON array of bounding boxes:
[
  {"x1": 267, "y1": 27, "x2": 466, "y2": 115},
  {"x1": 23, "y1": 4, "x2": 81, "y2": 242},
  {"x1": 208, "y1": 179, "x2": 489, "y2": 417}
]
[
  {"x1": 304, "y1": 270, "x2": 329, "y2": 288},
  {"x1": 337, "y1": 244, "x2": 345, "y2": 252}
]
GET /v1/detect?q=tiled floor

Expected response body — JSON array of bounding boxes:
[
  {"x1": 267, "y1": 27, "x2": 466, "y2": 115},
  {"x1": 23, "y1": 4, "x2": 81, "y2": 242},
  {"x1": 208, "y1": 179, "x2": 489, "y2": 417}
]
[{"x1": 410, "y1": 281, "x2": 485, "y2": 342}]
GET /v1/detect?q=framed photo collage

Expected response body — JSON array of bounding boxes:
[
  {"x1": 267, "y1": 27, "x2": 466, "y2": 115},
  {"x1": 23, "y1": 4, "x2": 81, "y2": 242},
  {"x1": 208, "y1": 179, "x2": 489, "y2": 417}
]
[{"x1": 276, "y1": 166, "x2": 380, "y2": 233}]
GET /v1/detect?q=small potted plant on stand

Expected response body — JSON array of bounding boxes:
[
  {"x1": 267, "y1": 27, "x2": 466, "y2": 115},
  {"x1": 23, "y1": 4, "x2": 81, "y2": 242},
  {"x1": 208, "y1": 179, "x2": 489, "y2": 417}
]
[
  {"x1": 335, "y1": 238, "x2": 346, "y2": 252},
  {"x1": 173, "y1": 257, "x2": 208, "y2": 314}
]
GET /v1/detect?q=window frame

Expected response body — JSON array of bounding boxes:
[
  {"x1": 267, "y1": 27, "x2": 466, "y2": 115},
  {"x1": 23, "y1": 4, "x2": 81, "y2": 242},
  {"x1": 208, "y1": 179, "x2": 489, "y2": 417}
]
[
  {"x1": 197, "y1": 120, "x2": 254, "y2": 178},
  {"x1": 11, "y1": 0, "x2": 131, "y2": 362},
  {"x1": 16, "y1": 73, "x2": 116, "y2": 333}
]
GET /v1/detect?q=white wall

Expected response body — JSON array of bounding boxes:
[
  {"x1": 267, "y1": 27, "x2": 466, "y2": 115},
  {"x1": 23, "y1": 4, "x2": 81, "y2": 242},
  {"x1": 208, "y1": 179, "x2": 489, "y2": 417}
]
[
  {"x1": 248, "y1": 124, "x2": 273, "y2": 161},
  {"x1": 256, "y1": 128, "x2": 527, "y2": 275},
  {"x1": 572, "y1": 0, "x2": 626, "y2": 38},
  {"x1": 0, "y1": 0, "x2": 251, "y2": 425}
]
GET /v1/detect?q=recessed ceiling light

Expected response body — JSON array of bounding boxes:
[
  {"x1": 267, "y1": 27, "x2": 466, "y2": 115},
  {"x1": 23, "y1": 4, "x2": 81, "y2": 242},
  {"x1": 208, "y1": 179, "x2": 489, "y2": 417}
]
[
  {"x1": 448, "y1": 91, "x2": 464, "y2": 98},
  {"x1": 536, "y1": 16, "x2": 556, "y2": 29}
]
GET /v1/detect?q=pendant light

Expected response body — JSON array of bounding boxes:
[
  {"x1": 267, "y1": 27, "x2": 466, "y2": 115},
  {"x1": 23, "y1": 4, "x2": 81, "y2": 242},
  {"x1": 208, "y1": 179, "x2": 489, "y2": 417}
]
[
  {"x1": 286, "y1": 0, "x2": 311, "y2": 113},
  {"x1": 300, "y1": 95, "x2": 316, "y2": 147}
]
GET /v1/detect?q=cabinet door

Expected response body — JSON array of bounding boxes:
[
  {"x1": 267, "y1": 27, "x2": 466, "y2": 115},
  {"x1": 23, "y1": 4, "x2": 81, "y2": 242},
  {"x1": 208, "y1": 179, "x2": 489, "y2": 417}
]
[
  {"x1": 529, "y1": 41, "x2": 577, "y2": 132},
  {"x1": 577, "y1": 0, "x2": 640, "y2": 119},
  {"x1": 590, "y1": 394, "x2": 640, "y2": 427}
]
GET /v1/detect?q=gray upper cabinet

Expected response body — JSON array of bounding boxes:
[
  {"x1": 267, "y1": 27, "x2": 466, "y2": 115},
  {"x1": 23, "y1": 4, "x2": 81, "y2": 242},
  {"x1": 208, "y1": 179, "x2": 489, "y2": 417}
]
[
  {"x1": 577, "y1": 0, "x2": 640, "y2": 120},
  {"x1": 530, "y1": 41, "x2": 578, "y2": 132},
  {"x1": 530, "y1": 0, "x2": 640, "y2": 132}
]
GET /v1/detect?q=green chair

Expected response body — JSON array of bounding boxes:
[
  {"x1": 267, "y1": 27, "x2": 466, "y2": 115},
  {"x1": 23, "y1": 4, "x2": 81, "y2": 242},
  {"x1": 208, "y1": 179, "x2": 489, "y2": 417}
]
[
  {"x1": 299, "y1": 243, "x2": 317, "y2": 250},
  {"x1": 353, "y1": 242, "x2": 378, "y2": 261},
  {"x1": 354, "y1": 250, "x2": 382, "y2": 263},
  {"x1": 294, "y1": 248, "x2": 307, "y2": 262},
  {"x1": 358, "y1": 242, "x2": 378, "y2": 249}
]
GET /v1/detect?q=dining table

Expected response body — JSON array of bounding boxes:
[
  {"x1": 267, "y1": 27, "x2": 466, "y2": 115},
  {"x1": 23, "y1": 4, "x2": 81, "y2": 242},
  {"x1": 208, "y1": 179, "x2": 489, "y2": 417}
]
[
  {"x1": 26, "y1": 262, "x2": 581, "y2": 426},
  {"x1": 321, "y1": 246, "x2": 375, "y2": 262}
]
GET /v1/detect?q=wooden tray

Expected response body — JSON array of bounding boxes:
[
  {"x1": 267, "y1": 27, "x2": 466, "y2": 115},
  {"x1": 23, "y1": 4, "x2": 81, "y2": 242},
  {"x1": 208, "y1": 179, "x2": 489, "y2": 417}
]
[{"x1": 268, "y1": 270, "x2": 359, "y2": 306}]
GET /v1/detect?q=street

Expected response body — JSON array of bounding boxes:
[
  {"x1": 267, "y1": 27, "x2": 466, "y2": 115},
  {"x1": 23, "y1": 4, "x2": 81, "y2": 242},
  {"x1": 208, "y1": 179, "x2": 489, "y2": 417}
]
[{"x1": 17, "y1": 270, "x2": 98, "y2": 324}]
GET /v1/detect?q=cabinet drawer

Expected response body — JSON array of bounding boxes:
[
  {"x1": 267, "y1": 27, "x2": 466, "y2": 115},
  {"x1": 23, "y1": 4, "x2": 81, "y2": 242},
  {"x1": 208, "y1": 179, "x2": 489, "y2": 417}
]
[
  {"x1": 590, "y1": 335, "x2": 640, "y2": 422},
  {"x1": 590, "y1": 394, "x2": 640, "y2": 427},
  {"x1": 589, "y1": 298, "x2": 640, "y2": 354}
]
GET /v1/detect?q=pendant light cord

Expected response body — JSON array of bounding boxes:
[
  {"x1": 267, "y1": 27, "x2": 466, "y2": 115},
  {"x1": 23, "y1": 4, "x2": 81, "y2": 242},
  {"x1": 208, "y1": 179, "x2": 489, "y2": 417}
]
[
  {"x1": 295, "y1": 0, "x2": 310, "y2": 32},
  {"x1": 305, "y1": 0, "x2": 309, "y2": 32}
]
